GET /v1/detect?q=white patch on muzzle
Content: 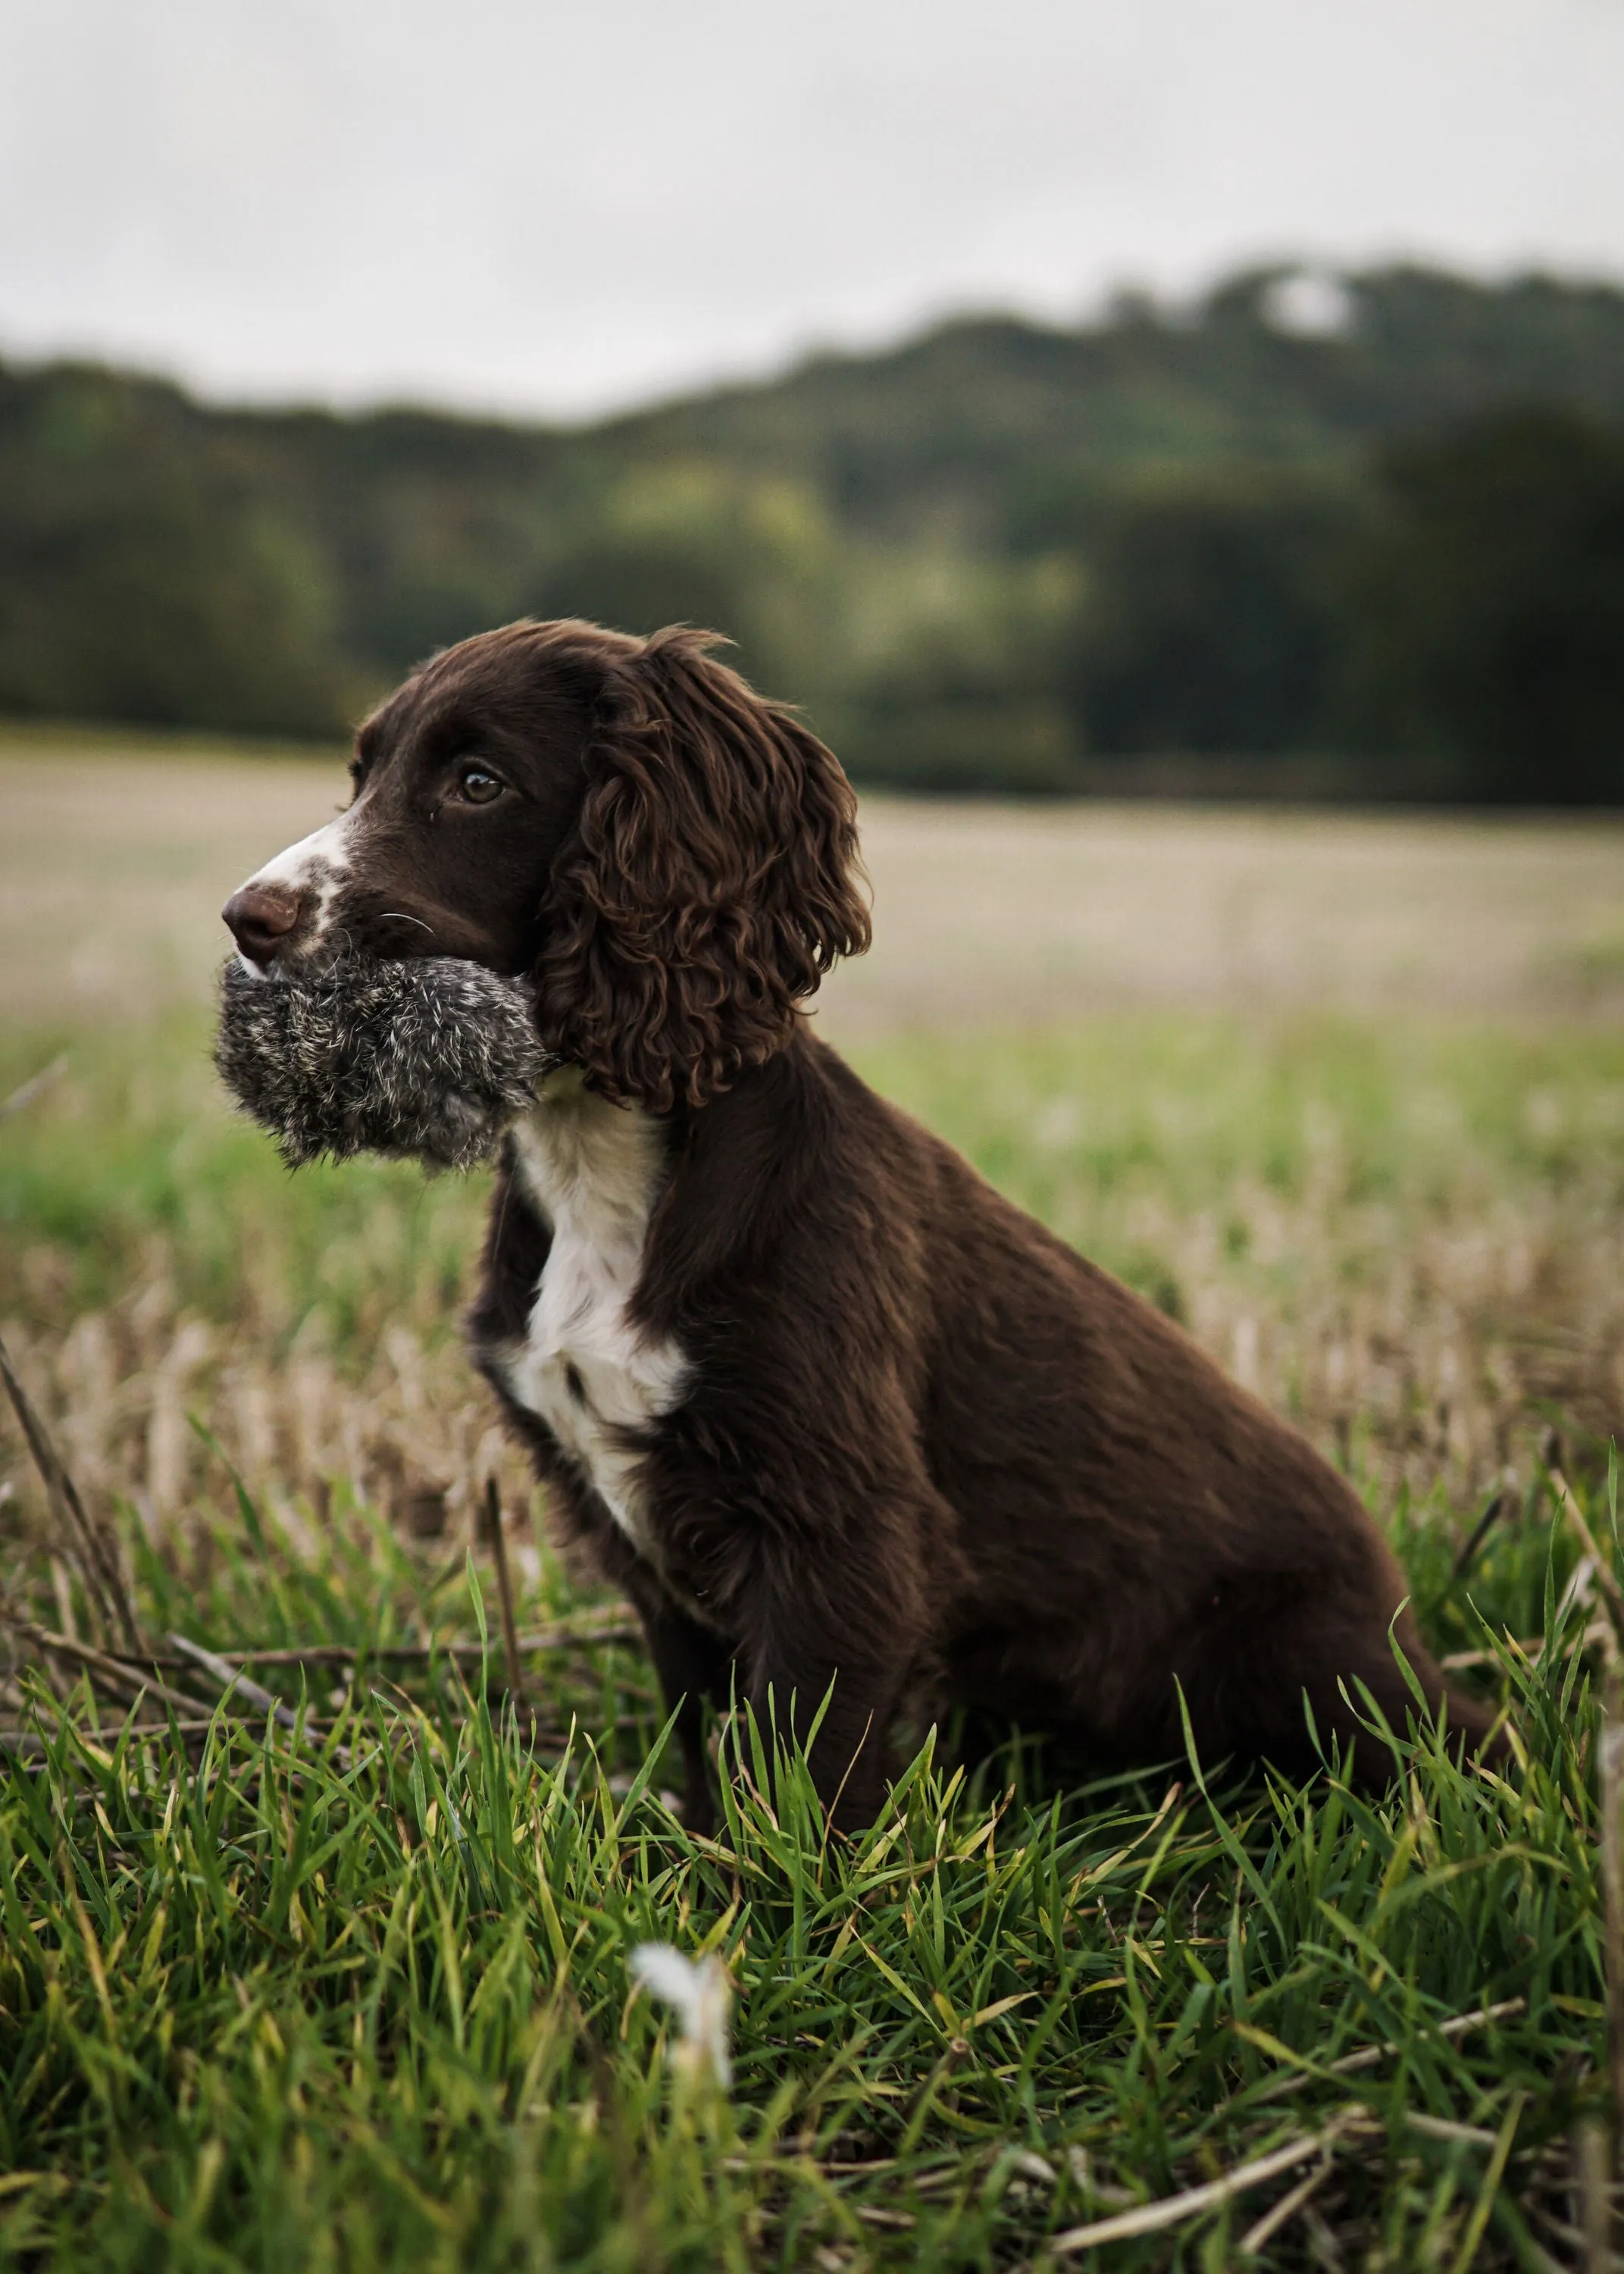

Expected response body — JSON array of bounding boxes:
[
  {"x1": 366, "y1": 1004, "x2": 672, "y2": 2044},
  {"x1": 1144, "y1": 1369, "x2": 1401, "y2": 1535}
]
[{"x1": 235, "y1": 811, "x2": 356, "y2": 974}]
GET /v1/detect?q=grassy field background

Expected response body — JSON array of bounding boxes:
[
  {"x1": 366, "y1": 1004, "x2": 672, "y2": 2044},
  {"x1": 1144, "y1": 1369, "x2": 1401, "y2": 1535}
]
[{"x1": 2, "y1": 741, "x2": 1623, "y2": 2267}]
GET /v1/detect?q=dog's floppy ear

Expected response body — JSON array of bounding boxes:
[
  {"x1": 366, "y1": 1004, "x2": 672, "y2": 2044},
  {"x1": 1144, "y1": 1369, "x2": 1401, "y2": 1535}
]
[{"x1": 534, "y1": 627, "x2": 871, "y2": 1111}]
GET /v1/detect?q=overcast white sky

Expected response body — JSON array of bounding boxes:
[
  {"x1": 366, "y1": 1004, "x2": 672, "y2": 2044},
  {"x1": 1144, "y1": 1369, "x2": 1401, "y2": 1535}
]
[{"x1": 4, "y1": 0, "x2": 1623, "y2": 421}]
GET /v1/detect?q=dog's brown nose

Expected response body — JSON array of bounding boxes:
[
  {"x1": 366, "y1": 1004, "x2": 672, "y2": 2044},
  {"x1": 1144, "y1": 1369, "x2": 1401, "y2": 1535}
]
[{"x1": 222, "y1": 883, "x2": 304, "y2": 966}]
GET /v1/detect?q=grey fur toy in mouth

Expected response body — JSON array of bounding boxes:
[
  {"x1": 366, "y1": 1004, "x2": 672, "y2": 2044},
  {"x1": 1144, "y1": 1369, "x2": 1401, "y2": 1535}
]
[{"x1": 214, "y1": 954, "x2": 562, "y2": 1170}]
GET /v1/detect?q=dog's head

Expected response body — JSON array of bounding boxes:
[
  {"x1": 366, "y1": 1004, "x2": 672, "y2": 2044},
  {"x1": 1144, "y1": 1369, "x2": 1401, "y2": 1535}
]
[{"x1": 223, "y1": 620, "x2": 871, "y2": 1111}]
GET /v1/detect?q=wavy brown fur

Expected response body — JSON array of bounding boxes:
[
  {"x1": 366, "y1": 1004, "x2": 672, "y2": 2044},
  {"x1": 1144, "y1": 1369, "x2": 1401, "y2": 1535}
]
[{"x1": 534, "y1": 627, "x2": 871, "y2": 1111}]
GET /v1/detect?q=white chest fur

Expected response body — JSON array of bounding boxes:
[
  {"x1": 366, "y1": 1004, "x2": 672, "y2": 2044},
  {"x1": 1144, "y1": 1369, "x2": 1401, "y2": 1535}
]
[{"x1": 498, "y1": 1073, "x2": 687, "y2": 1557}]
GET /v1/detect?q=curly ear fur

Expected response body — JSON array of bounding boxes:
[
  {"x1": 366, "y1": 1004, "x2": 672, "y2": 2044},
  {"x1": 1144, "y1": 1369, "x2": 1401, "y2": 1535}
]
[{"x1": 534, "y1": 628, "x2": 871, "y2": 1112}]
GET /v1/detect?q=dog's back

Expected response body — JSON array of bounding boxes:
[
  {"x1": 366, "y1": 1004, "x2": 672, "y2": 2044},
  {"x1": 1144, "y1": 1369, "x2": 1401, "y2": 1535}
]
[{"x1": 639, "y1": 1029, "x2": 1500, "y2": 1791}]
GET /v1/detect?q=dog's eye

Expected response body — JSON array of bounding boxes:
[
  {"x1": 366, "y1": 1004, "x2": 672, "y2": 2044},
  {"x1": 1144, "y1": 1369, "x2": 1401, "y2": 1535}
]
[{"x1": 455, "y1": 766, "x2": 505, "y2": 806}]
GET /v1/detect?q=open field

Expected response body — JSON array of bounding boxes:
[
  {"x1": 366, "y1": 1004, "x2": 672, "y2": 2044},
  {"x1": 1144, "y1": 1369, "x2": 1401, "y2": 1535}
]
[
  {"x1": 2, "y1": 736, "x2": 1623, "y2": 2266},
  {"x1": 4, "y1": 739, "x2": 1624, "y2": 1032}
]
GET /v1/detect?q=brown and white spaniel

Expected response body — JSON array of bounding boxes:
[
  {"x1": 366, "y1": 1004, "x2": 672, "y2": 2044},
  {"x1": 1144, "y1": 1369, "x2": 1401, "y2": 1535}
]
[{"x1": 223, "y1": 619, "x2": 1503, "y2": 1829}]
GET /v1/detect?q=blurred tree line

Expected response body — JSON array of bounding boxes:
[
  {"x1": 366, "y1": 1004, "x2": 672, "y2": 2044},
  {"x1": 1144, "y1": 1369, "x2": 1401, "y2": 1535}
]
[{"x1": 3, "y1": 264, "x2": 1624, "y2": 800}]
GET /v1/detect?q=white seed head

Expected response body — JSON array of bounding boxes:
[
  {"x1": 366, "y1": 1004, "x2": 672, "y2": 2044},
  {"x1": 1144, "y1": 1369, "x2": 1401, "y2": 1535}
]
[{"x1": 630, "y1": 1944, "x2": 732, "y2": 2089}]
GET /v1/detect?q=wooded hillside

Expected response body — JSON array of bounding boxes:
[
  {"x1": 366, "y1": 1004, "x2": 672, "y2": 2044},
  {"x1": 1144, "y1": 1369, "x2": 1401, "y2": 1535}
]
[{"x1": 5, "y1": 264, "x2": 1624, "y2": 798}]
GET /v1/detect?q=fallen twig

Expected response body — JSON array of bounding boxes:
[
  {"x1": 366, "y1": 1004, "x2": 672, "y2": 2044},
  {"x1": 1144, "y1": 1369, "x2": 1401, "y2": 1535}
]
[
  {"x1": 0, "y1": 1054, "x2": 67, "y2": 1121},
  {"x1": 1407, "y1": 2111, "x2": 1501, "y2": 2149},
  {"x1": 0, "y1": 1720, "x2": 221, "y2": 1753},
  {"x1": 167, "y1": 1632, "x2": 352, "y2": 1769},
  {"x1": 1047, "y1": 2106, "x2": 1369, "y2": 2255},
  {"x1": 483, "y1": 1478, "x2": 527, "y2": 1709},
  {"x1": 167, "y1": 1633, "x2": 304, "y2": 1735},
  {"x1": 1237, "y1": 2147, "x2": 1337, "y2": 2256},
  {"x1": 1442, "y1": 1623, "x2": 1610, "y2": 1672},
  {"x1": 0, "y1": 1329, "x2": 140, "y2": 1653},
  {"x1": 2, "y1": 1621, "x2": 355, "y2": 1772},
  {"x1": 132, "y1": 1609, "x2": 638, "y2": 1670},
  {"x1": 1251, "y1": 1997, "x2": 1526, "y2": 2103},
  {"x1": 1555, "y1": 1467, "x2": 1624, "y2": 1640},
  {"x1": 5, "y1": 1621, "x2": 203, "y2": 1721},
  {"x1": 1597, "y1": 1634, "x2": 1624, "y2": 2200},
  {"x1": 1575, "y1": 2117, "x2": 1613, "y2": 2271},
  {"x1": 1556, "y1": 1460, "x2": 1624, "y2": 2199}
]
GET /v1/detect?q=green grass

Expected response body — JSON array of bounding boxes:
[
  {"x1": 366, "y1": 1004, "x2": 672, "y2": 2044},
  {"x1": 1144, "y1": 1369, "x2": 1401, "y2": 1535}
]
[
  {"x1": 5, "y1": 1009, "x2": 1620, "y2": 1345},
  {"x1": 2, "y1": 1010, "x2": 1622, "y2": 2267},
  {"x1": 0, "y1": 1020, "x2": 480, "y2": 1348},
  {"x1": 0, "y1": 1482, "x2": 1612, "y2": 2272}
]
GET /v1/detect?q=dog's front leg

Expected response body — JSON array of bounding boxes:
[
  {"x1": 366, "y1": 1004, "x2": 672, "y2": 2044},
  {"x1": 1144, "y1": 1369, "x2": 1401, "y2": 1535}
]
[
  {"x1": 739, "y1": 1604, "x2": 905, "y2": 1834},
  {"x1": 618, "y1": 1571, "x2": 734, "y2": 1837}
]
